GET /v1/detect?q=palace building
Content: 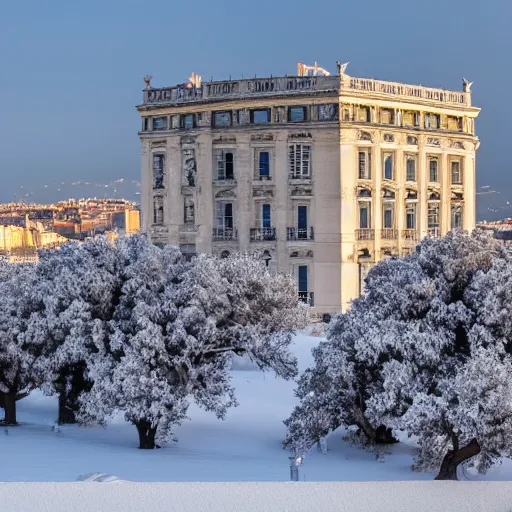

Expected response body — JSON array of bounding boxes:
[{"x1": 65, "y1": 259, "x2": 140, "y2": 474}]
[{"x1": 137, "y1": 62, "x2": 480, "y2": 313}]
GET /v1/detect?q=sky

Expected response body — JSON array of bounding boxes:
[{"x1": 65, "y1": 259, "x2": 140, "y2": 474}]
[{"x1": 0, "y1": 0, "x2": 510, "y2": 220}]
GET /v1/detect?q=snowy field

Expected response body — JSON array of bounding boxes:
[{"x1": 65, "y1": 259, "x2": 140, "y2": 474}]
[
  {"x1": 2, "y1": 481, "x2": 512, "y2": 512},
  {"x1": 1, "y1": 333, "x2": 512, "y2": 484}
]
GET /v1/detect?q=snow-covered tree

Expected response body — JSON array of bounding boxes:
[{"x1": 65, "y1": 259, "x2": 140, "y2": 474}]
[
  {"x1": 71, "y1": 235, "x2": 307, "y2": 449},
  {"x1": 0, "y1": 261, "x2": 46, "y2": 425},
  {"x1": 285, "y1": 230, "x2": 512, "y2": 479},
  {"x1": 30, "y1": 239, "x2": 121, "y2": 424}
]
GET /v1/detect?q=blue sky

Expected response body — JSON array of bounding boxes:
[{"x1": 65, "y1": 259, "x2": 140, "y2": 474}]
[{"x1": 0, "y1": 0, "x2": 509, "y2": 219}]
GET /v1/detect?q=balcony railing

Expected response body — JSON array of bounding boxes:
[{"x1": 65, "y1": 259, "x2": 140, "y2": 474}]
[
  {"x1": 381, "y1": 229, "x2": 398, "y2": 240},
  {"x1": 250, "y1": 227, "x2": 276, "y2": 242},
  {"x1": 212, "y1": 228, "x2": 237, "y2": 241},
  {"x1": 143, "y1": 75, "x2": 339, "y2": 105},
  {"x1": 428, "y1": 227, "x2": 441, "y2": 238},
  {"x1": 287, "y1": 227, "x2": 314, "y2": 241},
  {"x1": 298, "y1": 291, "x2": 314, "y2": 307},
  {"x1": 402, "y1": 229, "x2": 419, "y2": 241},
  {"x1": 356, "y1": 228, "x2": 375, "y2": 241}
]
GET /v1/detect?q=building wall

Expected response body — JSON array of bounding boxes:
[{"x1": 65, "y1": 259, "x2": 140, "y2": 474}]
[{"x1": 138, "y1": 71, "x2": 480, "y2": 313}]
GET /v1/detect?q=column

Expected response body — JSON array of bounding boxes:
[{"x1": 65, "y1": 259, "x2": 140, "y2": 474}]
[
  {"x1": 396, "y1": 147, "x2": 405, "y2": 253},
  {"x1": 373, "y1": 144, "x2": 382, "y2": 259},
  {"x1": 274, "y1": 132, "x2": 288, "y2": 272},
  {"x1": 167, "y1": 137, "x2": 181, "y2": 245},
  {"x1": 441, "y1": 151, "x2": 450, "y2": 235},
  {"x1": 340, "y1": 141, "x2": 358, "y2": 312},
  {"x1": 195, "y1": 134, "x2": 213, "y2": 253},
  {"x1": 464, "y1": 154, "x2": 476, "y2": 230},
  {"x1": 235, "y1": 134, "x2": 251, "y2": 253},
  {"x1": 140, "y1": 139, "x2": 151, "y2": 233},
  {"x1": 418, "y1": 137, "x2": 428, "y2": 238}
]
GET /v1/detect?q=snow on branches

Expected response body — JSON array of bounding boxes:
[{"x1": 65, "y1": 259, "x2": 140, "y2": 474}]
[
  {"x1": 284, "y1": 230, "x2": 512, "y2": 479},
  {"x1": 36, "y1": 235, "x2": 308, "y2": 448}
]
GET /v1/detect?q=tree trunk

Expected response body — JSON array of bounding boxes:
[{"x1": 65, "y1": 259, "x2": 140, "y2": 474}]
[
  {"x1": 435, "y1": 438, "x2": 481, "y2": 480},
  {"x1": 135, "y1": 420, "x2": 158, "y2": 449},
  {"x1": 1, "y1": 392, "x2": 17, "y2": 425},
  {"x1": 58, "y1": 388, "x2": 77, "y2": 425}
]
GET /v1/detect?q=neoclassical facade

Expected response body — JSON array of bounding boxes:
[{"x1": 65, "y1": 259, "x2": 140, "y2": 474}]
[{"x1": 137, "y1": 64, "x2": 480, "y2": 313}]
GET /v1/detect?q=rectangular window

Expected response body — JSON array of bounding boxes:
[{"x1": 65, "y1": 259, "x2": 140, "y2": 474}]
[
  {"x1": 406, "y1": 203, "x2": 417, "y2": 230},
  {"x1": 261, "y1": 204, "x2": 271, "y2": 228},
  {"x1": 451, "y1": 205, "x2": 463, "y2": 229},
  {"x1": 181, "y1": 114, "x2": 195, "y2": 129},
  {"x1": 359, "y1": 202, "x2": 370, "y2": 229},
  {"x1": 429, "y1": 159, "x2": 439, "y2": 182},
  {"x1": 380, "y1": 109, "x2": 394, "y2": 124},
  {"x1": 406, "y1": 156, "x2": 416, "y2": 181},
  {"x1": 216, "y1": 201, "x2": 234, "y2": 230},
  {"x1": 258, "y1": 151, "x2": 270, "y2": 179},
  {"x1": 214, "y1": 150, "x2": 235, "y2": 180},
  {"x1": 289, "y1": 144, "x2": 311, "y2": 179},
  {"x1": 153, "y1": 197, "x2": 164, "y2": 225},
  {"x1": 251, "y1": 109, "x2": 271, "y2": 124},
  {"x1": 357, "y1": 106, "x2": 370, "y2": 122},
  {"x1": 403, "y1": 111, "x2": 415, "y2": 126},
  {"x1": 428, "y1": 203, "x2": 440, "y2": 229},
  {"x1": 298, "y1": 265, "x2": 308, "y2": 293},
  {"x1": 358, "y1": 150, "x2": 371, "y2": 179},
  {"x1": 447, "y1": 116, "x2": 461, "y2": 131},
  {"x1": 425, "y1": 113, "x2": 439, "y2": 129},
  {"x1": 318, "y1": 104, "x2": 337, "y2": 121},
  {"x1": 451, "y1": 161, "x2": 462, "y2": 184},
  {"x1": 297, "y1": 205, "x2": 308, "y2": 230},
  {"x1": 383, "y1": 153, "x2": 393, "y2": 180},
  {"x1": 143, "y1": 118, "x2": 150, "y2": 131},
  {"x1": 152, "y1": 154, "x2": 165, "y2": 189},
  {"x1": 288, "y1": 106, "x2": 307, "y2": 122},
  {"x1": 383, "y1": 205, "x2": 394, "y2": 229},
  {"x1": 153, "y1": 117, "x2": 167, "y2": 130},
  {"x1": 184, "y1": 197, "x2": 195, "y2": 223},
  {"x1": 213, "y1": 111, "x2": 231, "y2": 128}
]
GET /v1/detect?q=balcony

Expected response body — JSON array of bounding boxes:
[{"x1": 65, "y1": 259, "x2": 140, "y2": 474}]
[
  {"x1": 250, "y1": 228, "x2": 276, "y2": 242},
  {"x1": 212, "y1": 228, "x2": 237, "y2": 241},
  {"x1": 428, "y1": 227, "x2": 441, "y2": 238},
  {"x1": 298, "y1": 291, "x2": 314, "y2": 307},
  {"x1": 402, "y1": 229, "x2": 419, "y2": 241},
  {"x1": 356, "y1": 229, "x2": 375, "y2": 241},
  {"x1": 381, "y1": 229, "x2": 398, "y2": 240},
  {"x1": 287, "y1": 227, "x2": 314, "y2": 241}
]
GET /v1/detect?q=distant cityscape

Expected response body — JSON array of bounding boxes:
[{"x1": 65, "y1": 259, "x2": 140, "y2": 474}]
[{"x1": 0, "y1": 197, "x2": 140, "y2": 262}]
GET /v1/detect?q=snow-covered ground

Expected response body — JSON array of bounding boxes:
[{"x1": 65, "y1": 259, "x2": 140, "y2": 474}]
[
  {"x1": 1, "y1": 333, "x2": 512, "y2": 483},
  {"x1": 2, "y1": 481, "x2": 512, "y2": 512}
]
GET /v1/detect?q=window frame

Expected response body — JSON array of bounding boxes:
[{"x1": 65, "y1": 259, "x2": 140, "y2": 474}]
[
  {"x1": 429, "y1": 158, "x2": 439, "y2": 183},
  {"x1": 405, "y1": 155, "x2": 417, "y2": 182},
  {"x1": 288, "y1": 144, "x2": 312, "y2": 179},
  {"x1": 250, "y1": 109, "x2": 271, "y2": 124},
  {"x1": 213, "y1": 111, "x2": 232, "y2": 128},
  {"x1": 451, "y1": 160, "x2": 462, "y2": 185},
  {"x1": 214, "y1": 149, "x2": 235, "y2": 181},
  {"x1": 261, "y1": 203, "x2": 272, "y2": 228},
  {"x1": 383, "y1": 152, "x2": 394, "y2": 180},
  {"x1": 257, "y1": 150, "x2": 271, "y2": 179},
  {"x1": 359, "y1": 201, "x2": 371, "y2": 229},
  {"x1": 181, "y1": 114, "x2": 195, "y2": 130},
  {"x1": 152, "y1": 116, "x2": 168, "y2": 131},
  {"x1": 358, "y1": 149, "x2": 371, "y2": 180},
  {"x1": 288, "y1": 106, "x2": 307, "y2": 122},
  {"x1": 152, "y1": 153, "x2": 165, "y2": 190},
  {"x1": 406, "y1": 203, "x2": 417, "y2": 230},
  {"x1": 215, "y1": 201, "x2": 234, "y2": 230}
]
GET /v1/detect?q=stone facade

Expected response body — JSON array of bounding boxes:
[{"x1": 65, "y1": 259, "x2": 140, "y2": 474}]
[{"x1": 137, "y1": 65, "x2": 480, "y2": 313}]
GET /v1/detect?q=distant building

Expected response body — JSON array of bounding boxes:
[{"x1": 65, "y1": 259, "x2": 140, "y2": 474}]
[{"x1": 138, "y1": 63, "x2": 480, "y2": 313}]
